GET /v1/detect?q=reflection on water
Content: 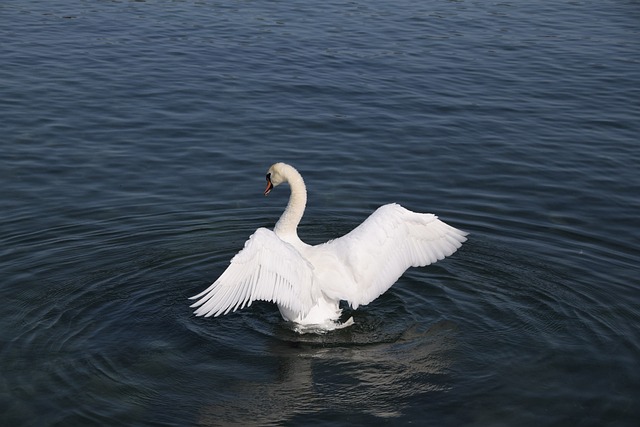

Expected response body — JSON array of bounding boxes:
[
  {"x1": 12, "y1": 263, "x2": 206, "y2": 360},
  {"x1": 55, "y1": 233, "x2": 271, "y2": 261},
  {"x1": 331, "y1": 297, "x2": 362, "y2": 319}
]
[{"x1": 195, "y1": 321, "x2": 456, "y2": 425}]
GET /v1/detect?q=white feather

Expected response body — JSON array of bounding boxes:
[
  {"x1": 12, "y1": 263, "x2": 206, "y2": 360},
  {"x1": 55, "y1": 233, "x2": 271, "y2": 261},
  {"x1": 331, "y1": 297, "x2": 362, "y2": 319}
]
[
  {"x1": 190, "y1": 228, "x2": 316, "y2": 318},
  {"x1": 190, "y1": 163, "x2": 467, "y2": 332},
  {"x1": 316, "y1": 203, "x2": 467, "y2": 309}
]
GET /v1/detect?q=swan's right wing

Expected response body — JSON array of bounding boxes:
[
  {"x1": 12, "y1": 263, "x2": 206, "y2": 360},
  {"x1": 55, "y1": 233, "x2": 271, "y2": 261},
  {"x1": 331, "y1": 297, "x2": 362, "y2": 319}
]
[
  {"x1": 189, "y1": 228, "x2": 316, "y2": 317},
  {"x1": 324, "y1": 203, "x2": 467, "y2": 308}
]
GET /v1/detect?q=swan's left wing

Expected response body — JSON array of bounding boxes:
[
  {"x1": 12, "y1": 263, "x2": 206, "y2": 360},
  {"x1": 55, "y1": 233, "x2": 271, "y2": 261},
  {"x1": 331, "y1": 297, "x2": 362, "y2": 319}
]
[
  {"x1": 189, "y1": 228, "x2": 316, "y2": 318},
  {"x1": 323, "y1": 203, "x2": 467, "y2": 308}
]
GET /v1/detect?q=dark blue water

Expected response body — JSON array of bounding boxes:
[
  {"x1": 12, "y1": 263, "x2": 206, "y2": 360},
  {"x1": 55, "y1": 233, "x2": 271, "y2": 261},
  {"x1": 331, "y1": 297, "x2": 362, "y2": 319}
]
[{"x1": 2, "y1": 0, "x2": 639, "y2": 425}]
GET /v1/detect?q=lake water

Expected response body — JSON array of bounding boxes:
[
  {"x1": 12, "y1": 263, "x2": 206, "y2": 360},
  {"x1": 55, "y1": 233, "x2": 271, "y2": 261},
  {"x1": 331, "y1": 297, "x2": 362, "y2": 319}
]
[{"x1": 1, "y1": 0, "x2": 639, "y2": 425}]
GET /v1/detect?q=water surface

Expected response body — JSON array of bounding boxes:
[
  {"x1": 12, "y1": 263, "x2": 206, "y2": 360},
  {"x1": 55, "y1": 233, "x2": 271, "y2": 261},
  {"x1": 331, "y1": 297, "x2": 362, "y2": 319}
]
[{"x1": 1, "y1": 0, "x2": 639, "y2": 425}]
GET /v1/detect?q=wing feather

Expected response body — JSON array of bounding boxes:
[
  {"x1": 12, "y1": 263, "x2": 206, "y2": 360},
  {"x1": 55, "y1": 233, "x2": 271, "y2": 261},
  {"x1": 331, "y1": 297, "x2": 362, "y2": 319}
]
[
  {"x1": 190, "y1": 228, "x2": 315, "y2": 318},
  {"x1": 325, "y1": 203, "x2": 467, "y2": 308}
]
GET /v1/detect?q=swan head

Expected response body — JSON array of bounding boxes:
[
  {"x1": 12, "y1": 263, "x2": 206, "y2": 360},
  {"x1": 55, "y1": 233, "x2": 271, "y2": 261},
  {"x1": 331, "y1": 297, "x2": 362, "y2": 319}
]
[{"x1": 264, "y1": 163, "x2": 289, "y2": 196}]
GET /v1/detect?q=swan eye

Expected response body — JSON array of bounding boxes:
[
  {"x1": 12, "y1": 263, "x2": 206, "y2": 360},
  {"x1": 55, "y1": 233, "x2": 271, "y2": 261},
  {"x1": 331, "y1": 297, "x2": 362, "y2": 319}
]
[{"x1": 266, "y1": 173, "x2": 271, "y2": 182}]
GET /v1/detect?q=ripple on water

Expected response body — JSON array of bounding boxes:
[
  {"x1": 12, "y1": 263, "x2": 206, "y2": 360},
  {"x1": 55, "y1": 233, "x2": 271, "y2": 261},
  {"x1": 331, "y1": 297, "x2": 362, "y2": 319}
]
[
  {"x1": 3, "y1": 192, "x2": 638, "y2": 425},
  {"x1": 177, "y1": 225, "x2": 465, "y2": 423}
]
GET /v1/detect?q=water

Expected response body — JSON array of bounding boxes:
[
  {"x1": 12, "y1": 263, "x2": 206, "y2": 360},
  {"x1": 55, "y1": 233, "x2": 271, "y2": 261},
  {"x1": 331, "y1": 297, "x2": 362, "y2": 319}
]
[{"x1": 2, "y1": 0, "x2": 639, "y2": 425}]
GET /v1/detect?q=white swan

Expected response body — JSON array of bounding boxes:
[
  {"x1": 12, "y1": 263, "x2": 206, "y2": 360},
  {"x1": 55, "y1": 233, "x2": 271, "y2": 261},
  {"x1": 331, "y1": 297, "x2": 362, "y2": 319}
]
[{"x1": 190, "y1": 163, "x2": 467, "y2": 332}]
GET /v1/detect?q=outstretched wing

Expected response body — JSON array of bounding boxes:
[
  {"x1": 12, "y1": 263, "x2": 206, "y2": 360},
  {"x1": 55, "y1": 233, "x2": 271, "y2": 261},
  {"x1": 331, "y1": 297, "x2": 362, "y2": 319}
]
[
  {"x1": 324, "y1": 203, "x2": 467, "y2": 308},
  {"x1": 190, "y1": 228, "x2": 316, "y2": 317}
]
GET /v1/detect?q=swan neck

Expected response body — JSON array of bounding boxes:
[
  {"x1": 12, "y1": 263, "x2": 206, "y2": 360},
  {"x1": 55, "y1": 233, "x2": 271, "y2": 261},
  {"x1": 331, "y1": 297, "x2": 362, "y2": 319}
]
[{"x1": 274, "y1": 167, "x2": 306, "y2": 238}]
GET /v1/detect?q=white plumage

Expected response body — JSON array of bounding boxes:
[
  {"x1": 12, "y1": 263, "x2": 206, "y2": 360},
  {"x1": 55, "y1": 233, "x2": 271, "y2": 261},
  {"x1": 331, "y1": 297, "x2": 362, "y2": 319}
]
[{"x1": 190, "y1": 162, "x2": 467, "y2": 332}]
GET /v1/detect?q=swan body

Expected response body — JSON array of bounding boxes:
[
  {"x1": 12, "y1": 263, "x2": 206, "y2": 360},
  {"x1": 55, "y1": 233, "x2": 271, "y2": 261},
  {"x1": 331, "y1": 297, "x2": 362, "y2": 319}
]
[{"x1": 190, "y1": 163, "x2": 467, "y2": 332}]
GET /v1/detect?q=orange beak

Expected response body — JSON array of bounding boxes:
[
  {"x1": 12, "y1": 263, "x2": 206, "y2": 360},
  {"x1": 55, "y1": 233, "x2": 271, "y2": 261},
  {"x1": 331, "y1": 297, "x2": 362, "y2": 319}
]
[{"x1": 264, "y1": 178, "x2": 274, "y2": 196}]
